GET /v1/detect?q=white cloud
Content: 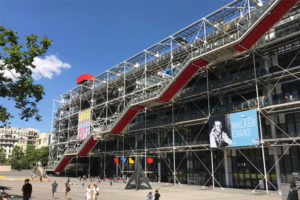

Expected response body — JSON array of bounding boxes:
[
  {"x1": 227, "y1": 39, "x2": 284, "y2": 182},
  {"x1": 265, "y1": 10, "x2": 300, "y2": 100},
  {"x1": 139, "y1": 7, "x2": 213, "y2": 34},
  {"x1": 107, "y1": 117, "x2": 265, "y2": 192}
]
[
  {"x1": 31, "y1": 55, "x2": 71, "y2": 80},
  {"x1": 0, "y1": 60, "x2": 19, "y2": 81},
  {"x1": 3, "y1": 68, "x2": 19, "y2": 81},
  {"x1": 0, "y1": 55, "x2": 71, "y2": 81}
]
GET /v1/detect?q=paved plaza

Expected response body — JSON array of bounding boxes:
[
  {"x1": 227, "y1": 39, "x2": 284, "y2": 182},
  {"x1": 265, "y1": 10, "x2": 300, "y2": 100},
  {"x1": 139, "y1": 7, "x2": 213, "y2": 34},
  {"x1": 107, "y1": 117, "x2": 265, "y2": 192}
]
[{"x1": 0, "y1": 176, "x2": 282, "y2": 200}]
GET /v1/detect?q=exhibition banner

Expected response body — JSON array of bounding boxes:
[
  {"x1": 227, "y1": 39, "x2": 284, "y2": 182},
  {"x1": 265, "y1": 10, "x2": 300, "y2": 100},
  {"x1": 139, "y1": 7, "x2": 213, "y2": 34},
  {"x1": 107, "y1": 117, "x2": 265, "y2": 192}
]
[
  {"x1": 77, "y1": 109, "x2": 91, "y2": 140},
  {"x1": 230, "y1": 109, "x2": 260, "y2": 147},
  {"x1": 209, "y1": 109, "x2": 259, "y2": 148}
]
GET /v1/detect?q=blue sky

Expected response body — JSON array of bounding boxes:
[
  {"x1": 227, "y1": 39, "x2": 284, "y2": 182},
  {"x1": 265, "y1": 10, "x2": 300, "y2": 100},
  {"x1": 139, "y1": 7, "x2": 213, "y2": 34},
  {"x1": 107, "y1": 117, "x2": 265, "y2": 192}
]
[{"x1": 0, "y1": 0, "x2": 231, "y2": 133}]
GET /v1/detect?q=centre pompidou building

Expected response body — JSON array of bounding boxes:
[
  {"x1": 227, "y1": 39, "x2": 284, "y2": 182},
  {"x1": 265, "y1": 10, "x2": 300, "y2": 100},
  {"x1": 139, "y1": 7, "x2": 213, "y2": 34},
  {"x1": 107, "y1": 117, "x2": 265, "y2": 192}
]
[{"x1": 48, "y1": 0, "x2": 300, "y2": 191}]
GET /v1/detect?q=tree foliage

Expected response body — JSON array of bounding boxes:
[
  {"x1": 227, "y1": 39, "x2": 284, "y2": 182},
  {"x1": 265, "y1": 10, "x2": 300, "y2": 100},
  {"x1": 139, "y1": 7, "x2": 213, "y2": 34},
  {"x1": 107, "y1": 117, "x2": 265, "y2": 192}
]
[
  {"x1": 36, "y1": 146, "x2": 49, "y2": 166},
  {"x1": 9, "y1": 145, "x2": 24, "y2": 170},
  {"x1": 20, "y1": 145, "x2": 36, "y2": 169},
  {"x1": 9, "y1": 145, "x2": 49, "y2": 170},
  {"x1": 0, "y1": 148, "x2": 6, "y2": 163},
  {"x1": 0, "y1": 25, "x2": 52, "y2": 124}
]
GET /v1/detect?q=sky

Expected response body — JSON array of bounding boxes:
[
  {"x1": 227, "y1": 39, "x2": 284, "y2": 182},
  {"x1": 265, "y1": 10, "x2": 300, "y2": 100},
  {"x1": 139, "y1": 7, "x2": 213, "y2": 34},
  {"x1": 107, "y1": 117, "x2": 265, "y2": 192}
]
[{"x1": 0, "y1": 0, "x2": 231, "y2": 133}]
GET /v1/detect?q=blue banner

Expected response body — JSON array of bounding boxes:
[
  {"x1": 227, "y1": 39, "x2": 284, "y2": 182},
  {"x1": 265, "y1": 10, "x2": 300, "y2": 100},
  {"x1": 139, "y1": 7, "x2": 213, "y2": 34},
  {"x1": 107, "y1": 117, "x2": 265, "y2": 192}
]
[
  {"x1": 209, "y1": 109, "x2": 260, "y2": 148},
  {"x1": 230, "y1": 109, "x2": 260, "y2": 147}
]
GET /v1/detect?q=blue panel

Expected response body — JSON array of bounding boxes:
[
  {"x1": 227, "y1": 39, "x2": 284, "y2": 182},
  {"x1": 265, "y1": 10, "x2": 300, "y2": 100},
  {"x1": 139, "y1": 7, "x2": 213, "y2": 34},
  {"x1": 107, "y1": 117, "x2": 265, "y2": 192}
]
[
  {"x1": 230, "y1": 109, "x2": 260, "y2": 147},
  {"x1": 121, "y1": 157, "x2": 127, "y2": 163}
]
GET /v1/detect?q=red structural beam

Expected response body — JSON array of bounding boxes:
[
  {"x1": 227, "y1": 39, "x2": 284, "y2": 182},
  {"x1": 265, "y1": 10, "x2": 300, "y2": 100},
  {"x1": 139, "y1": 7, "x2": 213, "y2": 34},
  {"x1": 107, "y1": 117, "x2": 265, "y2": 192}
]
[
  {"x1": 78, "y1": 136, "x2": 98, "y2": 156},
  {"x1": 111, "y1": 105, "x2": 144, "y2": 134},
  {"x1": 77, "y1": 74, "x2": 96, "y2": 84},
  {"x1": 192, "y1": 58, "x2": 209, "y2": 67},
  {"x1": 158, "y1": 58, "x2": 208, "y2": 102},
  {"x1": 234, "y1": 0, "x2": 297, "y2": 52},
  {"x1": 55, "y1": 155, "x2": 74, "y2": 173}
]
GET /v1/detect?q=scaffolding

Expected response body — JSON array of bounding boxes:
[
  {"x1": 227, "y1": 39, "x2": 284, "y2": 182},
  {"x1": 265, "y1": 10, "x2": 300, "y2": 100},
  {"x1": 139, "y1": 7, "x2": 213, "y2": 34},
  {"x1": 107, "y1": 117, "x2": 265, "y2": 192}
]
[{"x1": 48, "y1": 0, "x2": 300, "y2": 193}]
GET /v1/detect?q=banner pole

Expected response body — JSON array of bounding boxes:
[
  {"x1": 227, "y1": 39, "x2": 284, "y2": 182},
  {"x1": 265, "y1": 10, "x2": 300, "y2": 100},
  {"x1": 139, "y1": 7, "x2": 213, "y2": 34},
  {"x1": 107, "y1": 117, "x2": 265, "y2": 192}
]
[
  {"x1": 206, "y1": 67, "x2": 210, "y2": 116},
  {"x1": 253, "y1": 51, "x2": 268, "y2": 194},
  {"x1": 76, "y1": 155, "x2": 78, "y2": 177},
  {"x1": 210, "y1": 150, "x2": 215, "y2": 189},
  {"x1": 172, "y1": 102, "x2": 177, "y2": 185},
  {"x1": 144, "y1": 108, "x2": 147, "y2": 177}
]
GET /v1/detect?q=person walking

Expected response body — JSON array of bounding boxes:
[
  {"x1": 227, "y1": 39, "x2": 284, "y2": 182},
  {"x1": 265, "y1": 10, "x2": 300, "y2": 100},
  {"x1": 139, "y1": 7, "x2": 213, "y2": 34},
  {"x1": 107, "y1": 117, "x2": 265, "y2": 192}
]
[
  {"x1": 85, "y1": 184, "x2": 93, "y2": 200},
  {"x1": 22, "y1": 179, "x2": 32, "y2": 200},
  {"x1": 147, "y1": 191, "x2": 153, "y2": 200},
  {"x1": 92, "y1": 184, "x2": 99, "y2": 200},
  {"x1": 51, "y1": 180, "x2": 58, "y2": 199},
  {"x1": 65, "y1": 181, "x2": 71, "y2": 199},
  {"x1": 154, "y1": 190, "x2": 160, "y2": 200}
]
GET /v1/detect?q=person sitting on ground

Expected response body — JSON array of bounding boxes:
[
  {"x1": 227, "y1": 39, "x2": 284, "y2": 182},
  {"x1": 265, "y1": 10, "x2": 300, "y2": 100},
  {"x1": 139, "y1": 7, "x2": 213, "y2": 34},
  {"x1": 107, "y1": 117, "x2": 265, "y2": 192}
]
[{"x1": 0, "y1": 196, "x2": 7, "y2": 200}]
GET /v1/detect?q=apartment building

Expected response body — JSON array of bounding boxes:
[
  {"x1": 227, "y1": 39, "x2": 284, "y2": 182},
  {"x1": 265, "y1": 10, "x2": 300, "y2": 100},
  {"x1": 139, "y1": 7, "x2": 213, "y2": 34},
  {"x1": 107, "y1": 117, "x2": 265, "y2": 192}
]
[
  {"x1": 0, "y1": 126, "x2": 39, "y2": 159},
  {"x1": 36, "y1": 132, "x2": 51, "y2": 149}
]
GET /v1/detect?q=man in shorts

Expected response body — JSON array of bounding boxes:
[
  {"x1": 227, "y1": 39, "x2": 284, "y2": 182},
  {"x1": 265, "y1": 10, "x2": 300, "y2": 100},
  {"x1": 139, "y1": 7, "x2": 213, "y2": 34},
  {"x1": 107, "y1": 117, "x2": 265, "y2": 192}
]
[{"x1": 52, "y1": 180, "x2": 58, "y2": 199}]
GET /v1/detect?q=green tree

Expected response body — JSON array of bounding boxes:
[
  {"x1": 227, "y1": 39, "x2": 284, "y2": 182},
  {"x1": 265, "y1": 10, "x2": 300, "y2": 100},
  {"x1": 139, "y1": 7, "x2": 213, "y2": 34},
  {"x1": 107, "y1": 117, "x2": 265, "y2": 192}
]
[
  {"x1": 36, "y1": 146, "x2": 49, "y2": 166},
  {"x1": 0, "y1": 25, "x2": 52, "y2": 124},
  {"x1": 0, "y1": 148, "x2": 6, "y2": 163},
  {"x1": 19, "y1": 157, "x2": 30, "y2": 170},
  {"x1": 10, "y1": 146, "x2": 24, "y2": 170},
  {"x1": 13, "y1": 146, "x2": 50, "y2": 169},
  {"x1": 25, "y1": 145, "x2": 36, "y2": 168}
]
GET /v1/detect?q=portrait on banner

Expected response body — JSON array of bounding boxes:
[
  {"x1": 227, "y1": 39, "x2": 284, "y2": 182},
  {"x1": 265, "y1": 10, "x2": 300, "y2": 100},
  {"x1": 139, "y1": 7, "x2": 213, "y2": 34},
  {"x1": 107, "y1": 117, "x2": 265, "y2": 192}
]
[{"x1": 209, "y1": 115, "x2": 232, "y2": 148}]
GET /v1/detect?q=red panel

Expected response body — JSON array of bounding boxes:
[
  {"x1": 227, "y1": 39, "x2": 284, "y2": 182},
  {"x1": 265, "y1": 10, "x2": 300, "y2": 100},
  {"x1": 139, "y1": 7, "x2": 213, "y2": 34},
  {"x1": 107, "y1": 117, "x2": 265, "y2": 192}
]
[
  {"x1": 78, "y1": 136, "x2": 98, "y2": 156},
  {"x1": 158, "y1": 64, "x2": 199, "y2": 102},
  {"x1": 233, "y1": 43, "x2": 247, "y2": 52},
  {"x1": 132, "y1": 105, "x2": 144, "y2": 111},
  {"x1": 55, "y1": 155, "x2": 74, "y2": 173},
  {"x1": 111, "y1": 106, "x2": 144, "y2": 134},
  {"x1": 234, "y1": 0, "x2": 297, "y2": 52},
  {"x1": 77, "y1": 74, "x2": 96, "y2": 84},
  {"x1": 192, "y1": 58, "x2": 209, "y2": 66}
]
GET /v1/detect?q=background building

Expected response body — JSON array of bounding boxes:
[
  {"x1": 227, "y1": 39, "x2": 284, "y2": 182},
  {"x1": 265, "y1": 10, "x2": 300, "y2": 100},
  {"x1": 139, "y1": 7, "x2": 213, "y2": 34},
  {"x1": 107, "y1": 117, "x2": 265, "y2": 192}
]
[
  {"x1": 0, "y1": 126, "x2": 39, "y2": 158},
  {"x1": 48, "y1": 0, "x2": 300, "y2": 191},
  {"x1": 36, "y1": 132, "x2": 51, "y2": 149}
]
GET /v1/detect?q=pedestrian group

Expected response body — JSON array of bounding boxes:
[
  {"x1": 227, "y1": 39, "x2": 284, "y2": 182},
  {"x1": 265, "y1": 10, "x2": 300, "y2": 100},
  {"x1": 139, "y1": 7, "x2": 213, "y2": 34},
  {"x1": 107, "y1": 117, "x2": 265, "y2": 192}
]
[
  {"x1": 20, "y1": 176, "x2": 162, "y2": 200},
  {"x1": 148, "y1": 189, "x2": 160, "y2": 200}
]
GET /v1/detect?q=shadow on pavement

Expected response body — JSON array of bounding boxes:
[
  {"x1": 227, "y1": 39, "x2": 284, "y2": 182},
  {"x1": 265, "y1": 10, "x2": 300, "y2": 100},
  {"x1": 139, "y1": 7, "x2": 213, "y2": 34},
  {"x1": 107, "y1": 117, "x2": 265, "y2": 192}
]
[
  {"x1": 0, "y1": 185, "x2": 11, "y2": 191},
  {"x1": 5, "y1": 194, "x2": 23, "y2": 200},
  {"x1": 0, "y1": 185, "x2": 23, "y2": 199}
]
